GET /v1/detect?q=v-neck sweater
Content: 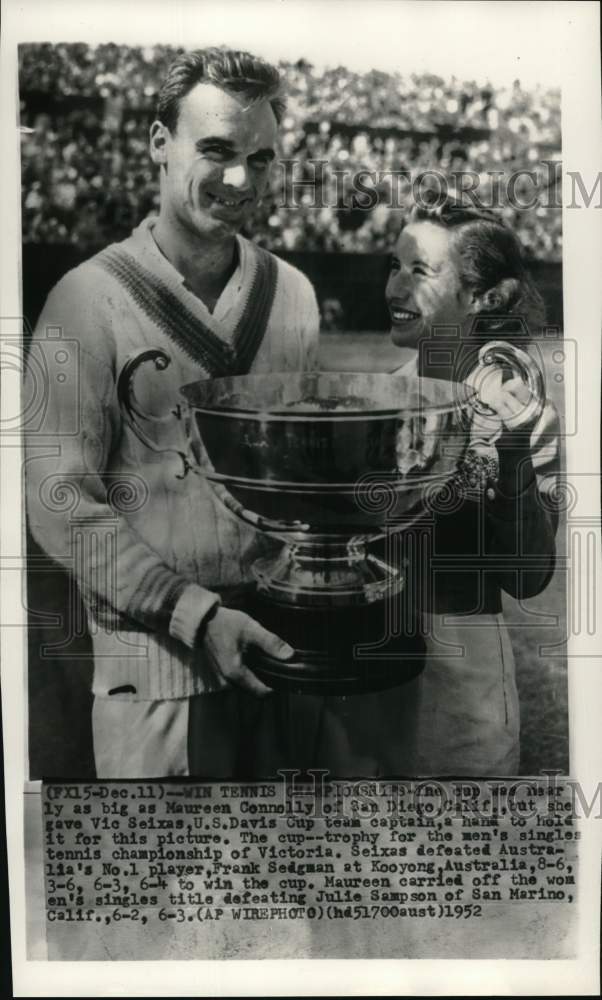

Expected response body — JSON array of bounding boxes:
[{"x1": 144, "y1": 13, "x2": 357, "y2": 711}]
[{"x1": 26, "y1": 218, "x2": 320, "y2": 700}]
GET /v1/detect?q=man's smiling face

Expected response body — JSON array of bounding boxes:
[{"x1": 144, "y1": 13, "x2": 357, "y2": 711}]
[{"x1": 151, "y1": 82, "x2": 278, "y2": 241}]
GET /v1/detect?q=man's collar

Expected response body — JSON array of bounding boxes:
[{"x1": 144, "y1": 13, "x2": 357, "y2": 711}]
[{"x1": 129, "y1": 215, "x2": 247, "y2": 291}]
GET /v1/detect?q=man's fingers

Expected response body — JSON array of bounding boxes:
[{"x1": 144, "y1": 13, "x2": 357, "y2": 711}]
[
  {"x1": 228, "y1": 662, "x2": 273, "y2": 697},
  {"x1": 203, "y1": 609, "x2": 280, "y2": 696},
  {"x1": 210, "y1": 650, "x2": 273, "y2": 697},
  {"x1": 243, "y1": 618, "x2": 295, "y2": 661}
]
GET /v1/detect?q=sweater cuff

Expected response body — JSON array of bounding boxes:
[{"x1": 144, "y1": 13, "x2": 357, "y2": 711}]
[{"x1": 168, "y1": 583, "x2": 221, "y2": 650}]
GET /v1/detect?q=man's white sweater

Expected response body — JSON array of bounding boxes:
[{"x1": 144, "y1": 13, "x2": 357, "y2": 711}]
[{"x1": 26, "y1": 217, "x2": 320, "y2": 700}]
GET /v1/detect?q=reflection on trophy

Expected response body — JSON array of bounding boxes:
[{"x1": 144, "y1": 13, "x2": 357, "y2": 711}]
[{"x1": 117, "y1": 343, "x2": 544, "y2": 695}]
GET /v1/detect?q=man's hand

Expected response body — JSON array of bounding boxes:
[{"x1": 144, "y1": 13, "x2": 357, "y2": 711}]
[{"x1": 202, "y1": 607, "x2": 294, "y2": 696}]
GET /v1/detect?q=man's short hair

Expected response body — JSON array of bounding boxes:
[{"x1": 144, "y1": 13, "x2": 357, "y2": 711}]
[{"x1": 156, "y1": 47, "x2": 286, "y2": 132}]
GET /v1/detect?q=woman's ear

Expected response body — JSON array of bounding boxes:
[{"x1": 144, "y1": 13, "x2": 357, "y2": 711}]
[
  {"x1": 458, "y1": 283, "x2": 481, "y2": 316},
  {"x1": 470, "y1": 278, "x2": 521, "y2": 316},
  {"x1": 149, "y1": 121, "x2": 169, "y2": 166},
  {"x1": 470, "y1": 285, "x2": 503, "y2": 314}
]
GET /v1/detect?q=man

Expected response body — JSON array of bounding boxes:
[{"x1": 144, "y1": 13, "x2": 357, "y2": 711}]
[{"x1": 26, "y1": 48, "x2": 321, "y2": 778}]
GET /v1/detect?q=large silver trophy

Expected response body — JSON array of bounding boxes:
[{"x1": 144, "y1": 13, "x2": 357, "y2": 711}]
[{"x1": 118, "y1": 342, "x2": 544, "y2": 694}]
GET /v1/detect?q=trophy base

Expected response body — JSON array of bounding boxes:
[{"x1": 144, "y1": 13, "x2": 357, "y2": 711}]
[{"x1": 223, "y1": 585, "x2": 425, "y2": 696}]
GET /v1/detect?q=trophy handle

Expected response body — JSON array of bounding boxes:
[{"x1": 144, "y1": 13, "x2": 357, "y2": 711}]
[
  {"x1": 470, "y1": 340, "x2": 546, "y2": 427},
  {"x1": 202, "y1": 472, "x2": 310, "y2": 534},
  {"x1": 116, "y1": 348, "x2": 196, "y2": 480},
  {"x1": 117, "y1": 349, "x2": 310, "y2": 533},
  {"x1": 212, "y1": 484, "x2": 310, "y2": 535}
]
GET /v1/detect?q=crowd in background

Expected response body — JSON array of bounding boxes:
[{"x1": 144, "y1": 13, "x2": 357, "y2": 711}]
[{"x1": 19, "y1": 43, "x2": 562, "y2": 260}]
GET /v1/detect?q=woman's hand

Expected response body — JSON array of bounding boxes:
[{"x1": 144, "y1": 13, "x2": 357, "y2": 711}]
[
  {"x1": 476, "y1": 367, "x2": 541, "y2": 435},
  {"x1": 475, "y1": 367, "x2": 542, "y2": 498},
  {"x1": 489, "y1": 375, "x2": 542, "y2": 434}
]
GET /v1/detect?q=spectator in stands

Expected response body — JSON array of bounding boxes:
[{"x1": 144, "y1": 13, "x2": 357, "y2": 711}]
[{"x1": 19, "y1": 43, "x2": 562, "y2": 260}]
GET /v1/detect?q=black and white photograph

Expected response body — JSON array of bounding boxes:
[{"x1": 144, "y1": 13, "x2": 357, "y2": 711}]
[
  {"x1": 21, "y1": 19, "x2": 568, "y2": 783},
  {"x1": 1, "y1": 0, "x2": 600, "y2": 992}
]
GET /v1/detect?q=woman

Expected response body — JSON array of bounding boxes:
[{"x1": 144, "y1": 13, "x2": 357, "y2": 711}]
[{"x1": 385, "y1": 194, "x2": 560, "y2": 775}]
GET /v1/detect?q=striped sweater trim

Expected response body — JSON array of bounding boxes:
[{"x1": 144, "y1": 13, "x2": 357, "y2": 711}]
[
  {"x1": 82, "y1": 573, "x2": 189, "y2": 634},
  {"x1": 93, "y1": 243, "x2": 278, "y2": 377}
]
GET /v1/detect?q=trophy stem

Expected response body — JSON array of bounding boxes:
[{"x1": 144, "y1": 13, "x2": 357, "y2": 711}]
[{"x1": 252, "y1": 537, "x2": 403, "y2": 607}]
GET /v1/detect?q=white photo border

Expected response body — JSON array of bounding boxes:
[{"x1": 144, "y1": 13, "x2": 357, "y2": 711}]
[{"x1": 1, "y1": 0, "x2": 600, "y2": 994}]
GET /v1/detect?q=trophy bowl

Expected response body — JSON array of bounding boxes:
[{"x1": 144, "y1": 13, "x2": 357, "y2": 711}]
[
  {"x1": 180, "y1": 370, "x2": 474, "y2": 534},
  {"x1": 117, "y1": 344, "x2": 544, "y2": 693}
]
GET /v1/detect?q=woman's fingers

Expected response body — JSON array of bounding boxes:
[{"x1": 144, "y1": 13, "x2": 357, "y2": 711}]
[
  {"x1": 477, "y1": 370, "x2": 537, "y2": 430},
  {"x1": 504, "y1": 376, "x2": 533, "y2": 405}
]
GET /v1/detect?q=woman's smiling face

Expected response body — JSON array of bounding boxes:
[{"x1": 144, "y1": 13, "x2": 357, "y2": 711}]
[{"x1": 386, "y1": 220, "x2": 474, "y2": 348}]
